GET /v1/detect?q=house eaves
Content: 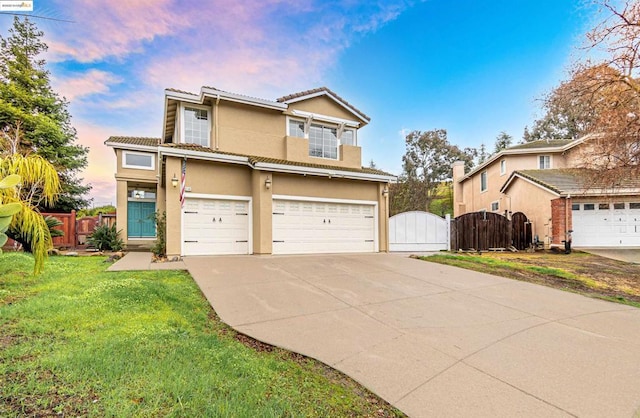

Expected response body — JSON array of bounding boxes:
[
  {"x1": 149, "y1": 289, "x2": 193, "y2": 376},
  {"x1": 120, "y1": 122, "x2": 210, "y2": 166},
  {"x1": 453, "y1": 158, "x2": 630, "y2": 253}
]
[
  {"x1": 105, "y1": 136, "x2": 160, "y2": 152},
  {"x1": 459, "y1": 135, "x2": 594, "y2": 183},
  {"x1": 158, "y1": 144, "x2": 396, "y2": 183},
  {"x1": 277, "y1": 87, "x2": 371, "y2": 125}
]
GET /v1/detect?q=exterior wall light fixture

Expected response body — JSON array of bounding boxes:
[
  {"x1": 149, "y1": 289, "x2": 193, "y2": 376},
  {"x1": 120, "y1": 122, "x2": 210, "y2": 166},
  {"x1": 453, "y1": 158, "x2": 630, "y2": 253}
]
[
  {"x1": 265, "y1": 176, "x2": 272, "y2": 189},
  {"x1": 171, "y1": 174, "x2": 179, "y2": 188}
]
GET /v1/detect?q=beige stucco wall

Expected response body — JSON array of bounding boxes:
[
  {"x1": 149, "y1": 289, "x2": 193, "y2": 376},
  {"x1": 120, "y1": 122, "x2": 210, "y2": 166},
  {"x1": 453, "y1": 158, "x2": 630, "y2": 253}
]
[
  {"x1": 503, "y1": 180, "x2": 557, "y2": 244},
  {"x1": 216, "y1": 101, "x2": 285, "y2": 159},
  {"x1": 115, "y1": 149, "x2": 158, "y2": 181},
  {"x1": 287, "y1": 95, "x2": 362, "y2": 123}
]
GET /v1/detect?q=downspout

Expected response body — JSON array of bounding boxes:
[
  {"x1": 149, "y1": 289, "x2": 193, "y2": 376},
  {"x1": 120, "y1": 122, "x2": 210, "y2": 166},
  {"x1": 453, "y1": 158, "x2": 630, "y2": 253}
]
[{"x1": 214, "y1": 94, "x2": 220, "y2": 150}]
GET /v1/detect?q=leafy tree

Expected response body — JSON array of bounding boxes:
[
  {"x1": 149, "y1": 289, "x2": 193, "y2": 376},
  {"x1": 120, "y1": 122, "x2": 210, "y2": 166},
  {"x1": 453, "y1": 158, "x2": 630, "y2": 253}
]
[
  {"x1": 77, "y1": 205, "x2": 116, "y2": 218},
  {"x1": 390, "y1": 129, "x2": 474, "y2": 215},
  {"x1": 0, "y1": 153, "x2": 61, "y2": 274},
  {"x1": 477, "y1": 143, "x2": 489, "y2": 164},
  {"x1": 427, "y1": 182, "x2": 453, "y2": 217},
  {"x1": 526, "y1": 0, "x2": 640, "y2": 185},
  {"x1": 494, "y1": 131, "x2": 513, "y2": 153},
  {"x1": 0, "y1": 174, "x2": 21, "y2": 248},
  {"x1": 368, "y1": 159, "x2": 378, "y2": 169},
  {"x1": 0, "y1": 16, "x2": 90, "y2": 211}
]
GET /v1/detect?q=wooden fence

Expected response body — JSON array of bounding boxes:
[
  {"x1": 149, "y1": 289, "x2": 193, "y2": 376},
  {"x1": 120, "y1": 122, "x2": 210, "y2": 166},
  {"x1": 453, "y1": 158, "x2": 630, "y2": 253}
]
[
  {"x1": 450, "y1": 211, "x2": 532, "y2": 251},
  {"x1": 5, "y1": 211, "x2": 116, "y2": 250}
]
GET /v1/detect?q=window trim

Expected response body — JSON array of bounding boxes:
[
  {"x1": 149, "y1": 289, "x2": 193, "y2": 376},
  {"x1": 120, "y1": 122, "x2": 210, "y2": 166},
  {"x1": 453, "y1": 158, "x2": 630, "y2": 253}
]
[
  {"x1": 500, "y1": 159, "x2": 506, "y2": 175},
  {"x1": 538, "y1": 155, "x2": 551, "y2": 169},
  {"x1": 181, "y1": 103, "x2": 211, "y2": 147},
  {"x1": 122, "y1": 151, "x2": 155, "y2": 171},
  {"x1": 480, "y1": 170, "x2": 488, "y2": 192}
]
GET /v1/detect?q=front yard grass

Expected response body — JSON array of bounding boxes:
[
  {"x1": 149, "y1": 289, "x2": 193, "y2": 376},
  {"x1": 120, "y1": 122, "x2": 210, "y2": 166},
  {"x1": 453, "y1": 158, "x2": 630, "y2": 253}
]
[
  {"x1": 420, "y1": 251, "x2": 640, "y2": 308},
  {"x1": 0, "y1": 253, "x2": 402, "y2": 417}
]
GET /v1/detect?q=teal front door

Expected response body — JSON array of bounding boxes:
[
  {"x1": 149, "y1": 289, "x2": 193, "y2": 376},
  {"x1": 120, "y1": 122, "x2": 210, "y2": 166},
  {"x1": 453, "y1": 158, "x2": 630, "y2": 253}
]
[{"x1": 127, "y1": 201, "x2": 156, "y2": 238}]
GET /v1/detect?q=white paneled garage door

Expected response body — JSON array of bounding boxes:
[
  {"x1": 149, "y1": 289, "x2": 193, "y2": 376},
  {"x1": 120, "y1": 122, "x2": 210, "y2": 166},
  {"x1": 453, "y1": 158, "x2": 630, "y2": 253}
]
[
  {"x1": 272, "y1": 197, "x2": 377, "y2": 254},
  {"x1": 572, "y1": 201, "x2": 640, "y2": 247},
  {"x1": 182, "y1": 197, "x2": 251, "y2": 255}
]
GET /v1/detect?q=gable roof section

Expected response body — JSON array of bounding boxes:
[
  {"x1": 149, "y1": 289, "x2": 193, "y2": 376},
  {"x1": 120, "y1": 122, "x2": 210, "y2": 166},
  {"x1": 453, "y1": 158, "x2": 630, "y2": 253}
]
[
  {"x1": 277, "y1": 87, "x2": 371, "y2": 124},
  {"x1": 158, "y1": 143, "x2": 395, "y2": 182},
  {"x1": 105, "y1": 136, "x2": 160, "y2": 151},
  {"x1": 459, "y1": 136, "x2": 593, "y2": 182},
  {"x1": 500, "y1": 168, "x2": 640, "y2": 196}
]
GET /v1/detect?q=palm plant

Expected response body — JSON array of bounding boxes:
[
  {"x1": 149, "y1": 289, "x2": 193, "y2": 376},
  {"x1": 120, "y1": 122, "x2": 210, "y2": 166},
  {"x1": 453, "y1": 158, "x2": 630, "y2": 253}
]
[{"x1": 0, "y1": 153, "x2": 61, "y2": 274}]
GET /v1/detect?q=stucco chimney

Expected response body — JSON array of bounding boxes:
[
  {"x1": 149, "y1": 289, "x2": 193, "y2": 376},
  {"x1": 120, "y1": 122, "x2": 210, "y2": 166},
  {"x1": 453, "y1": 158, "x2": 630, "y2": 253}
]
[{"x1": 452, "y1": 161, "x2": 466, "y2": 217}]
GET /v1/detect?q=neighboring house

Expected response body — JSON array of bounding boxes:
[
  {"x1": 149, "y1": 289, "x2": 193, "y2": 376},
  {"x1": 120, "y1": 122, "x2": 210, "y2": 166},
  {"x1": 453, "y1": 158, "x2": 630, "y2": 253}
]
[
  {"x1": 106, "y1": 86, "x2": 395, "y2": 257},
  {"x1": 453, "y1": 136, "x2": 640, "y2": 247}
]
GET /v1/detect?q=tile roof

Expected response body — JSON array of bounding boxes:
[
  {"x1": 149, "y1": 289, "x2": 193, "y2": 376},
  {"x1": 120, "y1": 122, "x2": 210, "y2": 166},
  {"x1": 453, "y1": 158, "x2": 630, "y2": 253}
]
[
  {"x1": 507, "y1": 139, "x2": 577, "y2": 150},
  {"x1": 106, "y1": 136, "x2": 160, "y2": 147},
  {"x1": 508, "y1": 169, "x2": 640, "y2": 195},
  {"x1": 159, "y1": 143, "x2": 392, "y2": 176},
  {"x1": 277, "y1": 87, "x2": 371, "y2": 122},
  {"x1": 165, "y1": 87, "x2": 198, "y2": 96}
]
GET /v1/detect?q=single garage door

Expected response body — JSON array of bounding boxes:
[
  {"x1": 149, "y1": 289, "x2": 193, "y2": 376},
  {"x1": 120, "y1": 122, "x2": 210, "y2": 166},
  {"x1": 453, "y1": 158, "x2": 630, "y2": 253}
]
[
  {"x1": 272, "y1": 198, "x2": 377, "y2": 254},
  {"x1": 572, "y1": 202, "x2": 640, "y2": 246},
  {"x1": 182, "y1": 197, "x2": 250, "y2": 255}
]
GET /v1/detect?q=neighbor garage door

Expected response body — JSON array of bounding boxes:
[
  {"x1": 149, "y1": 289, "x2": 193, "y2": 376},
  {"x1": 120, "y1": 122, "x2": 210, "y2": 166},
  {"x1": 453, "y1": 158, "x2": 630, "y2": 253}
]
[
  {"x1": 572, "y1": 201, "x2": 640, "y2": 246},
  {"x1": 182, "y1": 197, "x2": 250, "y2": 255},
  {"x1": 272, "y1": 198, "x2": 377, "y2": 254}
]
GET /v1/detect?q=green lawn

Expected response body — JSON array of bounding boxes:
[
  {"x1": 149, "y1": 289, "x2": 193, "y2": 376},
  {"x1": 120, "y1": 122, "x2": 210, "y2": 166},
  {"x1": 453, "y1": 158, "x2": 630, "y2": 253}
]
[{"x1": 0, "y1": 253, "x2": 401, "y2": 417}]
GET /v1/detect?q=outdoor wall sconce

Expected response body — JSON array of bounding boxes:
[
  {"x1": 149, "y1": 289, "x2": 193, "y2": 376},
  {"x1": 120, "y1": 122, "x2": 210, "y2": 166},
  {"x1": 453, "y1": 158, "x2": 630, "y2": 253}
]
[
  {"x1": 265, "y1": 176, "x2": 272, "y2": 189},
  {"x1": 171, "y1": 174, "x2": 179, "y2": 188},
  {"x1": 382, "y1": 186, "x2": 389, "y2": 197},
  {"x1": 134, "y1": 191, "x2": 141, "y2": 198}
]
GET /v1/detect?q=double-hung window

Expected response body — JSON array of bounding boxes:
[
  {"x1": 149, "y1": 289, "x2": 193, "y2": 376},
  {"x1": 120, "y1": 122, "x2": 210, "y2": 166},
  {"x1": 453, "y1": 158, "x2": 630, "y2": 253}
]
[
  {"x1": 539, "y1": 155, "x2": 551, "y2": 169},
  {"x1": 183, "y1": 106, "x2": 210, "y2": 146}
]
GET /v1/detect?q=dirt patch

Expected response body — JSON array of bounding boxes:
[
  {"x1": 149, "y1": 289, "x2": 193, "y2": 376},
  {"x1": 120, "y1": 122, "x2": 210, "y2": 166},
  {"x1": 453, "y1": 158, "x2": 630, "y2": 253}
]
[{"x1": 424, "y1": 250, "x2": 640, "y2": 305}]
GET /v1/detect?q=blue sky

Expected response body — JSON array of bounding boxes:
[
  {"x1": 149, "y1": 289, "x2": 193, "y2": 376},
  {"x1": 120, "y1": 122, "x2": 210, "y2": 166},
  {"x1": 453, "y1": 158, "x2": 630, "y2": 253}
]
[{"x1": 0, "y1": 0, "x2": 597, "y2": 206}]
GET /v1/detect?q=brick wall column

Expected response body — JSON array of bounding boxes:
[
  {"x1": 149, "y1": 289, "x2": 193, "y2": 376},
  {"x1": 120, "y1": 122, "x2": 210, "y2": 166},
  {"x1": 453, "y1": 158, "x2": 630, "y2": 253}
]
[{"x1": 550, "y1": 197, "x2": 572, "y2": 246}]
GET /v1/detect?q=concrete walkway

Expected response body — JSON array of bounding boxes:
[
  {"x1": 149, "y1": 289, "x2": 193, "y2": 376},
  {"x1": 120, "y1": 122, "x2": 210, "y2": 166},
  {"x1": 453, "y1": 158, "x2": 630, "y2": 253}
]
[
  {"x1": 107, "y1": 251, "x2": 187, "y2": 271},
  {"x1": 185, "y1": 253, "x2": 640, "y2": 418}
]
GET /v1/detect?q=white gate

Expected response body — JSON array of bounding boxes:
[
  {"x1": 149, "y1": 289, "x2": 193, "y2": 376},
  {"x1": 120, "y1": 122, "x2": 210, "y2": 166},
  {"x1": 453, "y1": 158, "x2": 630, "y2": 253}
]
[{"x1": 389, "y1": 211, "x2": 450, "y2": 252}]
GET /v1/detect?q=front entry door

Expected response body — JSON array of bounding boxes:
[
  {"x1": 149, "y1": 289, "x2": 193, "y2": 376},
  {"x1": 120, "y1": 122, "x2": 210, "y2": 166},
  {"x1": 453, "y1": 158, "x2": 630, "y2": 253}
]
[{"x1": 127, "y1": 201, "x2": 156, "y2": 238}]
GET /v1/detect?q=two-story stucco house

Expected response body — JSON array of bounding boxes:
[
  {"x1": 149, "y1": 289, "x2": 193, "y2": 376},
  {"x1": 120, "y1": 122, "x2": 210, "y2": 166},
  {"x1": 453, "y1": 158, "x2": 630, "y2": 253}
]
[
  {"x1": 453, "y1": 136, "x2": 640, "y2": 248},
  {"x1": 105, "y1": 86, "x2": 396, "y2": 257}
]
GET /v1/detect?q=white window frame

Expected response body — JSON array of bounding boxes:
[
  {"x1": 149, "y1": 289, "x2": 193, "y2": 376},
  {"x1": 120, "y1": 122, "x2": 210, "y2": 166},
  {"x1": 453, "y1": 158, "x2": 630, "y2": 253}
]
[
  {"x1": 491, "y1": 201, "x2": 499, "y2": 212},
  {"x1": 500, "y1": 159, "x2": 506, "y2": 175},
  {"x1": 538, "y1": 155, "x2": 551, "y2": 169},
  {"x1": 480, "y1": 170, "x2": 488, "y2": 192},
  {"x1": 122, "y1": 151, "x2": 155, "y2": 170},
  {"x1": 181, "y1": 103, "x2": 211, "y2": 147}
]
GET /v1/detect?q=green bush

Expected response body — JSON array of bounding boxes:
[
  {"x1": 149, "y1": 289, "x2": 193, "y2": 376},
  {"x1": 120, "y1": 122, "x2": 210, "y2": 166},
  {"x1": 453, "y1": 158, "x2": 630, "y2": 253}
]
[
  {"x1": 151, "y1": 211, "x2": 166, "y2": 257},
  {"x1": 87, "y1": 223, "x2": 124, "y2": 251}
]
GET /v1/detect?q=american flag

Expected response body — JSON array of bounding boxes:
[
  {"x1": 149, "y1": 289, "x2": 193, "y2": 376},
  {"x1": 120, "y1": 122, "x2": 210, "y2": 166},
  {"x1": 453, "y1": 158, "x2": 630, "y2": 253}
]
[{"x1": 180, "y1": 159, "x2": 186, "y2": 208}]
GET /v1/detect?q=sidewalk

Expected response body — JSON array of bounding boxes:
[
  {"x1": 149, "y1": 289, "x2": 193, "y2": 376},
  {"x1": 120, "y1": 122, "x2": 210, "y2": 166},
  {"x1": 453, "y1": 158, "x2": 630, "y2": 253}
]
[{"x1": 107, "y1": 252, "x2": 187, "y2": 271}]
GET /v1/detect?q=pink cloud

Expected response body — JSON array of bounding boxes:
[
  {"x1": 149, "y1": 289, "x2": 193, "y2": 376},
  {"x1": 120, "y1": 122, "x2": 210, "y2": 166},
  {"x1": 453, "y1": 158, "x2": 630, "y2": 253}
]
[
  {"x1": 74, "y1": 122, "x2": 117, "y2": 205},
  {"x1": 52, "y1": 70, "x2": 121, "y2": 101}
]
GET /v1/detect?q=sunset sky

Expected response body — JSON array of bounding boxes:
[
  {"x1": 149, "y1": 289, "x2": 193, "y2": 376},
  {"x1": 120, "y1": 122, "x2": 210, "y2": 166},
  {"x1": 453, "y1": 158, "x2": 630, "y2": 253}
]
[{"x1": 0, "y1": 1, "x2": 599, "y2": 206}]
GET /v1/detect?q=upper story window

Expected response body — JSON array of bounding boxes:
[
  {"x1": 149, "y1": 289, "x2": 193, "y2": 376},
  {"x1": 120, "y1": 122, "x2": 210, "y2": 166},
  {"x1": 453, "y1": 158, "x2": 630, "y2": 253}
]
[
  {"x1": 539, "y1": 155, "x2": 551, "y2": 169},
  {"x1": 183, "y1": 105, "x2": 210, "y2": 146},
  {"x1": 288, "y1": 117, "x2": 356, "y2": 160},
  {"x1": 123, "y1": 151, "x2": 154, "y2": 170},
  {"x1": 309, "y1": 124, "x2": 337, "y2": 159},
  {"x1": 480, "y1": 171, "x2": 488, "y2": 192},
  {"x1": 500, "y1": 159, "x2": 506, "y2": 175}
]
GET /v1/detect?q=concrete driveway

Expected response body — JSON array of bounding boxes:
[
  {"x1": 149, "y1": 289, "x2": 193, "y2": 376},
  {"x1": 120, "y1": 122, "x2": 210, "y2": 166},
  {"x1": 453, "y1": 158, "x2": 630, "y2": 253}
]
[
  {"x1": 184, "y1": 253, "x2": 640, "y2": 417},
  {"x1": 577, "y1": 247, "x2": 640, "y2": 264}
]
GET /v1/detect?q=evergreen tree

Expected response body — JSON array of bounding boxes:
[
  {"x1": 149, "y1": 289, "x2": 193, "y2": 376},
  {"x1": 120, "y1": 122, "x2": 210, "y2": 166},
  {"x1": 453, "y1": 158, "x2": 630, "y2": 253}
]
[
  {"x1": 494, "y1": 131, "x2": 513, "y2": 153},
  {"x1": 0, "y1": 16, "x2": 90, "y2": 211}
]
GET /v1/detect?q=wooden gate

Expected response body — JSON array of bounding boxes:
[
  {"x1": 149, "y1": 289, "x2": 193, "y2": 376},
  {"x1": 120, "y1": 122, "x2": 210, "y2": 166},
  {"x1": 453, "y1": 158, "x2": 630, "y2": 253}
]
[
  {"x1": 451, "y1": 212, "x2": 511, "y2": 251},
  {"x1": 511, "y1": 212, "x2": 532, "y2": 250},
  {"x1": 451, "y1": 211, "x2": 532, "y2": 251}
]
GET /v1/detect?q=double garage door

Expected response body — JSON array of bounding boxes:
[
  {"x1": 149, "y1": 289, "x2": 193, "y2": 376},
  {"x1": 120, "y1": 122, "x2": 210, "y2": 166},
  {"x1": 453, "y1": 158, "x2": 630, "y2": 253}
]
[
  {"x1": 572, "y1": 202, "x2": 640, "y2": 246},
  {"x1": 182, "y1": 197, "x2": 377, "y2": 255}
]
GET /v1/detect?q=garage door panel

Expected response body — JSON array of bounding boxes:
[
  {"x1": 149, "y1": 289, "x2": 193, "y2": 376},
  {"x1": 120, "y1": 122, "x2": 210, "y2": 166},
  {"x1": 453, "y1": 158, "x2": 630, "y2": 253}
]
[
  {"x1": 273, "y1": 199, "x2": 376, "y2": 254},
  {"x1": 183, "y1": 198, "x2": 250, "y2": 255},
  {"x1": 573, "y1": 202, "x2": 640, "y2": 246}
]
